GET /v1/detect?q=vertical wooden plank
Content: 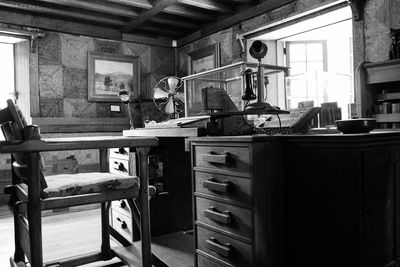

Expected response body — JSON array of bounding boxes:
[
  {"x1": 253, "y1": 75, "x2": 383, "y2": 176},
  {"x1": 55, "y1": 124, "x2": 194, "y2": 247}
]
[
  {"x1": 27, "y1": 152, "x2": 43, "y2": 267},
  {"x1": 99, "y1": 148, "x2": 108, "y2": 173},
  {"x1": 136, "y1": 146, "x2": 152, "y2": 267},
  {"x1": 100, "y1": 202, "x2": 112, "y2": 259},
  {"x1": 29, "y1": 44, "x2": 40, "y2": 117},
  {"x1": 11, "y1": 153, "x2": 25, "y2": 263}
]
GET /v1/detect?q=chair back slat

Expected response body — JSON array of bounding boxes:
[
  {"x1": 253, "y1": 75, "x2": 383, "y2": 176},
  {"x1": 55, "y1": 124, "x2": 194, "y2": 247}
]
[{"x1": 0, "y1": 99, "x2": 47, "y2": 191}]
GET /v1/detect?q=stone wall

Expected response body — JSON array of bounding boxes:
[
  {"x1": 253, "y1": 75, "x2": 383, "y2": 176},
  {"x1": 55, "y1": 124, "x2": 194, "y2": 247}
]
[
  {"x1": 37, "y1": 32, "x2": 174, "y2": 122},
  {"x1": 364, "y1": 0, "x2": 400, "y2": 62}
]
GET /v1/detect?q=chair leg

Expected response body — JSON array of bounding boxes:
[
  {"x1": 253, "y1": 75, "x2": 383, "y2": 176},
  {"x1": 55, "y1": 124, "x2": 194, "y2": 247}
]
[
  {"x1": 27, "y1": 153, "x2": 43, "y2": 267},
  {"x1": 12, "y1": 200, "x2": 25, "y2": 263},
  {"x1": 136, "y1": 147, "x2": 152, "y2": 267},
  {"x1": 101, "y1": 202, "x2": 113, "y2": 260}
]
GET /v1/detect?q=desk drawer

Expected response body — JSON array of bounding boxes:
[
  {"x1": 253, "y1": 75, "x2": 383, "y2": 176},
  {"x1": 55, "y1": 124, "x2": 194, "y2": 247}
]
[
  {"x1": 195, "y1": 171, "x2": 251, "y2": 204},
  {"x1": 109, "y1": 158, "x2": 130, "y2": 176},
  {"x1": 109, "y1": 147, "x2": 129, "y2": 160},
  {"x1": 111, "y1": 208, "x2": 133, "y2": 241},
  {"x1": 197, "y1": 254, "x2": 225, "y2": 267},
  {"x1": 196, "y1": 197, "x2": 251, "y2": 239},
  {"x1": 197, "y1": 226, "x2": 252, "y2": 266},
  {"x1": 193, "y1": 146, "x2": 250, "y2": 173},
  {"x1": 112, "y1": 199, "x2": 131, "y2": 216}
]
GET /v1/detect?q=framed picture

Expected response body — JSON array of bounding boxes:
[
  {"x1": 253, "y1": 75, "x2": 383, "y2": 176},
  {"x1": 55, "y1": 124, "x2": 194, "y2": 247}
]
[
  {"x1": 188, "y1": 43, "x2": 220, "y2": 74},
  {"x1": 88, "y1": 52, "x2": 140, "y2": 102}
]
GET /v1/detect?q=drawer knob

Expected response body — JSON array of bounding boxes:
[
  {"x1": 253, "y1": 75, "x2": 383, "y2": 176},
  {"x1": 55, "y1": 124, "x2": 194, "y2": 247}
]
[
  {"x1": 203, "y1": 179, "x2": 231, "y2": 193},
  {"x1": 206, "y1": 237, "x2": 231, "y2": 258},
  {"x1": 117, "y1": 148, "x2": 127, "y2": 154},
  {"x1": 204, "y1": 206, "x2": 231, "y2": 224},
  {"x1": 202, "y1": 151, "x2": 229, "y2": 165},
  {"x1": 114, "y1": 162, "x2": 127, "y2": 172},
  {"x1": 117, "y1": 217, "x2": 127, "y2": 229}
]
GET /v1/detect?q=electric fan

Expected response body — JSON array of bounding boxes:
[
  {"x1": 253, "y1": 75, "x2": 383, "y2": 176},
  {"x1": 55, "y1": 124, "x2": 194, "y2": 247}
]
[{"x1": 153, "y1": 76, "x2": 184, "y2": 119}]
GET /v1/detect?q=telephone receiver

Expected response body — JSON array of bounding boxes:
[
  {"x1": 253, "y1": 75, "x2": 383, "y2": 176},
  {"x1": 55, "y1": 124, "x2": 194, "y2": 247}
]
[{"x1": 242, "y1": 69, "x2": 256, "y2": 101}]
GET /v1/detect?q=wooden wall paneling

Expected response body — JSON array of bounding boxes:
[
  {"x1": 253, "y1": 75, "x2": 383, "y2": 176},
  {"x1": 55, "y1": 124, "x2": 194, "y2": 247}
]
[{"x1": 28, "y1": 41, "x2": 40, "y2": 118}]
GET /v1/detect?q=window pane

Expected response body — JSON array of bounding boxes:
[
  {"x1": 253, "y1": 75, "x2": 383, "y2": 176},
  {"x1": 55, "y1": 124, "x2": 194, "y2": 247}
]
[
  {"x1": 289, "y1": 62, "x2": 307, "y2": 75},
  {"x1": 288, "y1": 43, "x2": 306, "y2": 61},
  {"x1": 306, "y1": 43, "x2": 324, "y2": 61},
  {"x1": 0, "y1": 43, "x2": 14, "y2": 109},
  {"x1": 307, "y1": 61, "x2": 324, "y2": 73}
]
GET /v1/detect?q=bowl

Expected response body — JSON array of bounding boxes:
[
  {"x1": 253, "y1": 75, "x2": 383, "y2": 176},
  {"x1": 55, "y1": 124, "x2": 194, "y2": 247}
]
[{"x1": 335, "y1": 118, "x2": 376, "y2": 134}]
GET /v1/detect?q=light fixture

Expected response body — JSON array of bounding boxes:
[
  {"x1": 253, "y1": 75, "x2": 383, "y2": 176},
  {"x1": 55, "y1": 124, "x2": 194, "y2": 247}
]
[{"x1": 118, "y1": 89, "x2": 134, "y2": 129}]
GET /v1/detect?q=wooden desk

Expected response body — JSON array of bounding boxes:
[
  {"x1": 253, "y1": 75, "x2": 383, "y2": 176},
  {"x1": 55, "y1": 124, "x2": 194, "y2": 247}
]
[{"x1": 122, "y1": 128, "x2": 196, "y2": 266}]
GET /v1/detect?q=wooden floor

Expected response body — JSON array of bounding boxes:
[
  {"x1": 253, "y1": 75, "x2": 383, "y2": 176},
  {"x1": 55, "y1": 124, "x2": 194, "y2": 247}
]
[{"x1": 0, "y1": 205, "x2": 194, "y2": 267}]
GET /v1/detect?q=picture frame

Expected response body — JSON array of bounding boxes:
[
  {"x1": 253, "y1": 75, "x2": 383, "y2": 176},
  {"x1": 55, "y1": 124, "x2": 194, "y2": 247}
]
[
  {"x1": 88, "y1": 52, "x2": 140, "y2": 102},
  {"x1": 188, "y1": 43, "x2": 220, "y2": 74}
]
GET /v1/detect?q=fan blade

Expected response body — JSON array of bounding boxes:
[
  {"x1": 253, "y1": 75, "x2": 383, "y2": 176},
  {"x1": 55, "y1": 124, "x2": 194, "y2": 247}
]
[
  {"x1": 167, "y1": 77, "x2": 179, "y2": 92},
  {"x1": 165, "y1": 97, "x2": 175, "y2": 114},
  {"x1": 154, "y1": 87, "x2": 169, "y2": 99}
]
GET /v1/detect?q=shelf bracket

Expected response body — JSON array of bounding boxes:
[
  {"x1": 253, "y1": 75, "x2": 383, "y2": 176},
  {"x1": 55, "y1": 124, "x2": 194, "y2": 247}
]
[
  {"x1": 347, "y1": 0, "x2": 364, "y2": 21},
  {"x1": 236, "y1": 33, "x2": 245, "y2": 54}
]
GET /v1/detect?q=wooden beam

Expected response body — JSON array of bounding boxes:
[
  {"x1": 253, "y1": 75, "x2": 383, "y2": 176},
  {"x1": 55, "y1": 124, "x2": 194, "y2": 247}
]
[
  {"x1": 122, "y1": 0, "x2": 178, "y2": 32},
  {"x1": 177, "y1": 0, "x2": 296, "y2": 46},
  {"x1": 177, "y1": 0, "x2": 234, "y2": 13},
  {"x1": 37, "y1": 0, "x2": 197, "y2": 29},
  {"x1": 151, "y1": 16, "x2": 198, "y2": 29},
  {"x1": 105, "y1": 0, "x2": 214, "y2": 21},
  {"x1": 0, "y1": 9, "x2": 122, "y2": 40},
  {"x1": 35, "y1": 0, "x2": 140, "y2": 17},
  {"x1": 122, "y1": 33, "x2": 173, "y2": 47},
  {"x1": 0, "y1": 0, "x2": 126, "y2": 26}
]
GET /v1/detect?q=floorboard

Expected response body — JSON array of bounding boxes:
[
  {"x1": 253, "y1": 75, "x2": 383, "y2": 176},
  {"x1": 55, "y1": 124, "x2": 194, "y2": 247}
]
[{"x1": 0, "y1": 205, "x2": 194, "y2": 267}]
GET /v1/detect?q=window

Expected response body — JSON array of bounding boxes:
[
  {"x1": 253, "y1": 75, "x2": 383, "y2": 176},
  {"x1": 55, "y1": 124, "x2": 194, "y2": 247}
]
[
  {"x1": 247, "y1": 5, "x2": 354, "y2": 120},
  {"x1": 0, "y1": 43, "x2": 15, "y2": 108}
]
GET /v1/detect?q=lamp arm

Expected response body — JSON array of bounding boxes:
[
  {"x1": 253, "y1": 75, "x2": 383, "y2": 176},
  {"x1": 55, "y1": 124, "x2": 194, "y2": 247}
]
[{"x1": 127, "y1": 102, "x2": 134, "y2": 129}]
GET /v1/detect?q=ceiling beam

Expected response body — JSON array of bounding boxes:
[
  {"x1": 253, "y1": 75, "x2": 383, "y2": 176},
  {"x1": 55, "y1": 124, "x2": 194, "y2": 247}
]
[
  {"x1": 0, "y1": 9, "x2": 122, "y2": 40},
  {"x1": 122, "y1": 0, "x2": 178, "y2": 32},
  {"x1": 0, "y1": 0, "x2": 126, "y2": 26},
  {"x1": 177, "y1": 0, "x2": 234, "y2": 13},
  {"x1": 34, "y1": 0, "x2": 140, "y2": 17},
  {"x1": 178, "y1": 0, "x2": 296, "y2": 46},
  {"x1": 105, "y1": 0, "x2": 214, "y2": 21},
  {"x1": 36, "y1": 0, "x2": 197, "y2": 30}
]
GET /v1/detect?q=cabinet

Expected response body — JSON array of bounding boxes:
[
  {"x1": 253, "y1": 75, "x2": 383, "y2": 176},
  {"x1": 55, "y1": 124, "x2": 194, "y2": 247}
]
[
  {"x1": 190, "y1": 136, "x2": 284, "y2": 267},
  {"x1": 359, "y1": 59, "x2": 400, "y2": 128},
  {"x1": 283, "y1": 133, "x2": 400, "y2": 267}
]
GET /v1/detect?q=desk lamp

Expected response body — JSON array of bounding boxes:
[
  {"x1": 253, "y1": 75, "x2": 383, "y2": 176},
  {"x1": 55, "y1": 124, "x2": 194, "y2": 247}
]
[
  {"x1": 243, "y1": 40, "x2": 275, "y2": 111},
  {"x1": 119, "y1": 89, "x2": 134, "y2": 129}
]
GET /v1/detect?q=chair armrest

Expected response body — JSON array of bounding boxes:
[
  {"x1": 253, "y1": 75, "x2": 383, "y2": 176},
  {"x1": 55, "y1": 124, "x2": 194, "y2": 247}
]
[{"x1": 0, "y1": 136, "x2": 159, "y2": 153}]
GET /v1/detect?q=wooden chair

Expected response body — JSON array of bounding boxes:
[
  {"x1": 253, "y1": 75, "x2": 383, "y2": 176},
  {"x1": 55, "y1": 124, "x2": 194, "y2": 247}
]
[{"x1": 0, "y1": 99, "x2": 159, "y2": 267}]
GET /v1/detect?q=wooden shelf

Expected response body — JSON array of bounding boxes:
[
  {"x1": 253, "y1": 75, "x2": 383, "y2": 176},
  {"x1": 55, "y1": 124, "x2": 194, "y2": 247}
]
[
  {"x1": 376, "y1": 92, "x2": 400, "y2": 101},
  {"x1": 365, "y1": 59, "x2": 400, "y2": 84},
  {"x1": 373, "y1": 113, "x2": 400, "y2": 122}
]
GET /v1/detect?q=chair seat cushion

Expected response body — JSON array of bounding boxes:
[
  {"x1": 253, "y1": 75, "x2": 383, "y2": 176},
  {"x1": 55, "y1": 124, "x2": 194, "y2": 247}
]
[{"x1": 43, "y1": 172, "x2": 139, "y2": 198}]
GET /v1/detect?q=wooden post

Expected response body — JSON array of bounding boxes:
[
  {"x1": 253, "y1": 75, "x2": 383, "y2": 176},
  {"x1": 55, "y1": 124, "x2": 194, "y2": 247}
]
[
  {"x1": 27, "y1": 152, "x2": 43, "y2": 267},
  {"x1": 11, "y1": 154, "x2": 24, "y2": 263},
  {"x1": 136, "y1": 147, "x2": 152, "y2": 267},
  {"x1": 99, "y1": 148, "x2": 112, "y2": 259}
]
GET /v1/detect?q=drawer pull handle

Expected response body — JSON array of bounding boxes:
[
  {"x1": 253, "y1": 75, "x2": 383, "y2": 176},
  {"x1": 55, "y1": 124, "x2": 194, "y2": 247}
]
[
  {"x1": 206, "y1": 237, "x2": 231, "y2": 257},
  {"x1": 116, "y1": 148, "x2": 127, "y2": 154},
  {"x1": 202, "y1": 152, "x2": 229, "y2": 165},
  {"x1": 204, "y1": 206, "x2": 231, "y2": 224},
  {"x1": 203, "y1": 179, "x2": 231, "y2": 193},
  {"x1": 117, "y1": 217, "x2": 127, "y2": 229},
  {"x1": 114, "y1": 162, "x2": 126, "y2": 172}
]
